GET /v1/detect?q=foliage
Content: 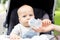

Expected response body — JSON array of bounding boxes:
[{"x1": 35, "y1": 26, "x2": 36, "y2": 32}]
[
  {"x1": 54, "y1": 10, "x2": 60, "y2": 35},
  {"x1": 55, "y1": 0, "x2": 60, "y2": 10},
  {"x1": 0, "y1": 0, "x2": 8, "y2": 4}
]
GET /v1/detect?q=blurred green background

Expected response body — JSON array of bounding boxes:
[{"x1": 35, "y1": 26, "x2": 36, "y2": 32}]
[{"x1": 54, "y1": 0, "x2": 60, "y2": 35}]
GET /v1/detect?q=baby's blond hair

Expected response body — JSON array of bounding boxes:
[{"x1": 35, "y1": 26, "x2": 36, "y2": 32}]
[{"x1": 17, "y1": 5, "x2": 33, "y2": 17}]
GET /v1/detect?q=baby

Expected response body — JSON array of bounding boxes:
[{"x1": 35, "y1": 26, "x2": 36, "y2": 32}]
[{"x1": 10, "y1": 5, "x2": 52, "y2": 40}]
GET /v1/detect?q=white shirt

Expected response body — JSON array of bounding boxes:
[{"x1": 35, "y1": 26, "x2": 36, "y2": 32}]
[{"x1": 10, "y1": 23, "x2": 39, "y2": 38}]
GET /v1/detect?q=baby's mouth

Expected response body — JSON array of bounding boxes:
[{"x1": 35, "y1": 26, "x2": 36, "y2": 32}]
[{"x1": 26, "y1": 22, "x2": 28, "y2": 23}]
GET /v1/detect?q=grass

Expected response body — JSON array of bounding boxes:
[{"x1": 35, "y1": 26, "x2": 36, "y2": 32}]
[{"x1": 54, "y1": 10, "x2": 60, "y2": 35}]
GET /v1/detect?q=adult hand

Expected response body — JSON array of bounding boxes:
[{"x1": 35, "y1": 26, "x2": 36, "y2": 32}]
[{"x1": 32, "y1": 24, "x2": 54, "y2": 33}]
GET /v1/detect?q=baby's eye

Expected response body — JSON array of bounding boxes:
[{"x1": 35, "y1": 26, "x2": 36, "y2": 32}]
[
  {"x1": 23, "y1": 15, "x2": 26, "y2": 18},
  {"x1": 29, "y1": 14, "x2": 33, "y2": 16}
]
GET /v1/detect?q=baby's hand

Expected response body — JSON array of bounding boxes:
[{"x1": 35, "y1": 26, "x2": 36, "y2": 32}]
[
  {"x1": 42, "y1": 19, "x2": 51, "y2": 27},
  {"x1": 10, "y1": 34, "x2": 20, "y2": 40}
]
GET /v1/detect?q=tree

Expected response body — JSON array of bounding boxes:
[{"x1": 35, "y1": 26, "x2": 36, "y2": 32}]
[
  {"x1": 1, "y1": 0, "x2": 7, "y2": 4},
  {"x1": 56, "y1": 0, "x2": 60, "y2": 10}
]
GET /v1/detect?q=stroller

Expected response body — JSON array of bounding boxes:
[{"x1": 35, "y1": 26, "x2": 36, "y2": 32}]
[{"x1": 4, "y1": 0, "x2": 56, "y2": 37}]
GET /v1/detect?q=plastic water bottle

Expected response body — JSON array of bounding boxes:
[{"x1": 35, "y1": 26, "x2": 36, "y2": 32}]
[{"x1": 29, "y1": 18, "x2": 42, "y2": 29}]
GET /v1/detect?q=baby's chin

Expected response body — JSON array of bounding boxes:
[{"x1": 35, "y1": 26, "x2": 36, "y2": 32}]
[{"x1": 24, "y1": 24, "x2": 30, "y2": 27}]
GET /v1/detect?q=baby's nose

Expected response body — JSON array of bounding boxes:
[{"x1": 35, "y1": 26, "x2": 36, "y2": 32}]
[
  {"x1": 27, "y1": 18, "x2": 30, "y2": 20},
  {"x1": 27, "y1": 17, "x2": 30, "y2": 20}
]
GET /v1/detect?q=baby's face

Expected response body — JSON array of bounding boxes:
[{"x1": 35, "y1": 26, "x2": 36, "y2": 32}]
[{"x1": 18, "y1": 8, "x2": 35, "y2": 27}]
